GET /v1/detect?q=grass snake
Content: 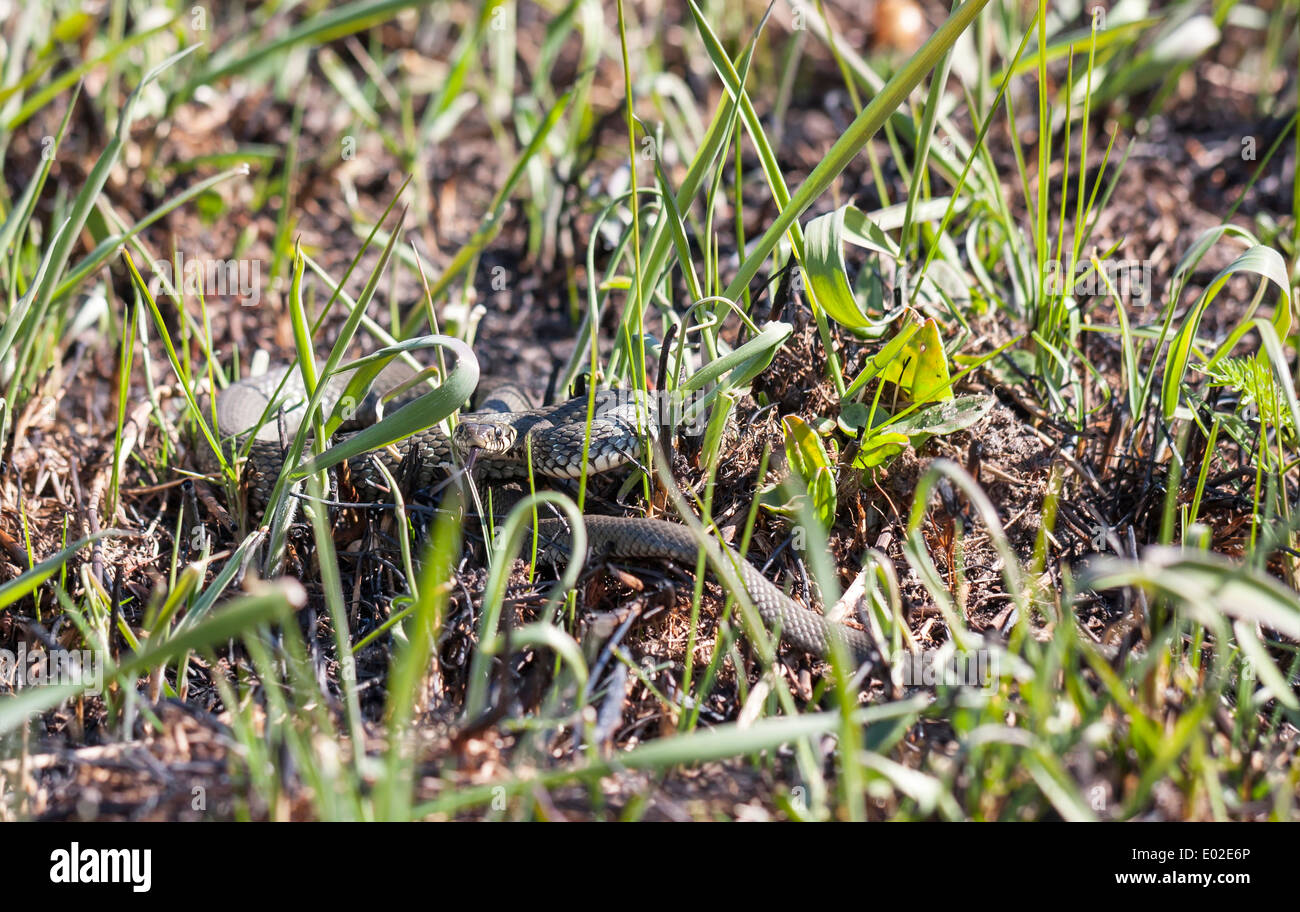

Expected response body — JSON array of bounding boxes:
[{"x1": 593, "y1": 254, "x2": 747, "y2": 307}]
[{"x1": 213, "y1": 360, "x2": 881, "y2": 670}]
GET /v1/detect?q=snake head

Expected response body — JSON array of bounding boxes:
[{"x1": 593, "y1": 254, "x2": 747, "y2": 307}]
[{"x1": 452, "y1": 420, "x2": 517, "y2": 456}]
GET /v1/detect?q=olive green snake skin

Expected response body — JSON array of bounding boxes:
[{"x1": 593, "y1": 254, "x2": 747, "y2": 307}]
[{"x1": 214, "y1": 360, "x2": 880, "y2": 669}]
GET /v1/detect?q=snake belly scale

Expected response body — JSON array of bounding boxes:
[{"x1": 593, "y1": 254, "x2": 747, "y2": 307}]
[{"x1": 213, "y1": 360, "x2": 880, "y2": 669}]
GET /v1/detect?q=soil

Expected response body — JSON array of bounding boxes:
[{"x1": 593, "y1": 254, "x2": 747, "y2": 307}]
[{"x1": 1, "y1": 1, "x2": 1295, "y2": 819}]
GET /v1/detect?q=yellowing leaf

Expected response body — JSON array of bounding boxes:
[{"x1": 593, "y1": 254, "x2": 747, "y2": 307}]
[
  {"x1": 782, "y1": 414, "x2": 834, "y2": 479},
  {"x1": 880, "y1": 317, "x2": 953, "y2": 403},
  {"x1": 763, "y1": 415, "x2": 837, "y2": 529}
]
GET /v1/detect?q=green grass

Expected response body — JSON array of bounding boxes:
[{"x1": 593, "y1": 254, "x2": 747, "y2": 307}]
[{"x1": 0, "y1": 0, "x2": 1298, "y2": 821}]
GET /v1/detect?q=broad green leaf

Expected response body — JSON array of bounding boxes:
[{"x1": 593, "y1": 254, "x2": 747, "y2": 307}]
[
  {"x1": 782, "y1": 414, "x2": 833, "y2": 480},
  {"x1": 808, "y1": 468, "x2": 836, "y2": 530},
  {"x1": 864, "y1": 197, "x2": 964, "y2": 236},
  {"x1": 881, "y1": 318, "x2": 954, "y2": 403},
  {"x1": 804, "y1": 205, "x2": 874, "y2": 329},
  {"x1": 890, "y1": 394, "x2": 995, "y2": 441},
  {"x1": 800, "y1": 202, "x2": 964, "y2": 331},
  {"x1": 761, "y1": 416, "x2": 838, "y2": 528},
  {"x1": 853, "y1": 431, "x2": 909, "y2": 470}
]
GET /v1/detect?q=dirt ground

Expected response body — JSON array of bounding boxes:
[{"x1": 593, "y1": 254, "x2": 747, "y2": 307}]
[{"x1": 1, "y1": 4, "x2": 1295, "y2": 819}]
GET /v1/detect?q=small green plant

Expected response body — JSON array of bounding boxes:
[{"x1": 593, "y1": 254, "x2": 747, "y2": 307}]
[{"x1": 1198, "y1": 355, "x2": 1296, "y2": 439}]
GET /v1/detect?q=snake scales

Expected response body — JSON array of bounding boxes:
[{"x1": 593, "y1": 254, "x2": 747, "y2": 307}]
[{"x1": 213, "y1": 359, "x2": 880, "y2": 669}]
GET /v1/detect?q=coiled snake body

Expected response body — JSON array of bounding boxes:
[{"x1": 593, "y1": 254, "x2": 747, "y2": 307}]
[{"x1": 214, "y1": 361, "x2": 880, "y2": 669}]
